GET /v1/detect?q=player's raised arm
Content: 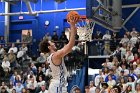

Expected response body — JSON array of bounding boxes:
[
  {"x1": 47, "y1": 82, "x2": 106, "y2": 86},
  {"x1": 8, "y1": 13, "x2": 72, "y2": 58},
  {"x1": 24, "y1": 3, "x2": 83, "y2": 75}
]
[{"x1": 53, "y1": 12, "x2": 80, "y2": 60}]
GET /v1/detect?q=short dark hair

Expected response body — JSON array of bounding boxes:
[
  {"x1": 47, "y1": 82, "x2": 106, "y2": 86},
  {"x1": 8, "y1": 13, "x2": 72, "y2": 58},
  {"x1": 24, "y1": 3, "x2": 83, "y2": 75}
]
[
  {"x1": 39, "y1": 39, "x2": 50, "y2": 53},
  {"x1": 75, "y1": 87, "x2": 81, "y2": 92}
]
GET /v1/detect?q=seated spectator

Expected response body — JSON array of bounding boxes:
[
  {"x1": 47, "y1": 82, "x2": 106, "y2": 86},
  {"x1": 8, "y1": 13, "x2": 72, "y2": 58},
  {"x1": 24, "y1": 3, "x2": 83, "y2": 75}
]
[
  {"x1": 8, "y1": 50, "x2": 16, "y2": 67},
  {"x1": 125, "y1": 31, "x2": 131, "y2": 39},
  {"x1": 14, "y1": 75, "x2": 22, "y2": 86},
  {"x1": 120, "y1": 34, "x2": 129, "y2": 45},
  {"x1": 27, "y1": 78, "x2": 37, "y2": 93},
  {"x1": 15, "y1": 81, "x2": 24, "y2": 93},
  {"x1": 130, "y1": 28, "x2": 138, "y2": 37},
  {"x1": 125, "y1": 50, "x2": 134, "y2": 63},
  {"x1": 119, "y1": 77, "x2": 127, "y2": 91},
  {"x1": 10, "y1": 71, "x2": 21, "y2": 84},
  {"x1": 37, "y1": 53, "x2": 46, "y2": 63},
  {"x1": 120, "y1": 43, "x2": 127, "y2": 58},
  {"x1": 37, "y1": 76, "x2": 46, "y2": 88},
  {"x1": 75, "y1": 87, "x2": 81, "y2": 93},
  {"x1": 95, "y1": 87, "x2": 100, "y2": 93},
  {"x1": 51, "y1": 31, "x2": 58, "y2": 41},
  {"x1": 97, "y1": 77, "x2": 105, "y2": 89},
  {"x1": 0, "y1": 87, "x2": 8, "y2": 93},
  {"x1": 120, "y1": 64, "x2": 129, "y2": 76},
  {"x1": 8, "y1": 43, "x2": 18, "y2": 54},
  {"x1": 11, "y1": 89, "x2": 16, "y2": 93},
  {"x1": 2, "y1": 57, "x2": 10, "y2": 72},
  {"x1": 85, "y1": 86, "x2": 90, "y2": 93},
  {"x1": 130, "y1": 53, "x2": 139, "y2": 63},
  {"x1": 43, "y1": 32, "x2": 51, "y2": 41},
  {"x1": 0, "y1": 82, "x2": 8, "y2": 91},
  {"x1": 89, "y1": 81, "x2": 96, "y2": 93},
  {"x1": 59, "y1": 31, "x2": 68, "y2": 42},
  {"x1": 126, "y1": 76, "x2": 136, "y2": 92},
  {"x1": 27, "y1": 71, "x2": 36, "y2": 82},
  {"x1": 8, "y1": 81, "x2": 15, "y2": 93},
  {"x1": 94, "y1": 69, "x2": 105, "y2": 87},
  {"x1": 0, "y1": 44, "x2": 4, "y2": 55},
  {"x1": 36, "y1": 67, "x2": 45, "y2": 82},
  {"x1": 100, "y1": 82, "x2": 109, "y2": 93},
  {"x1": 107, "y1": 74, "x2": 116, "y2": 88},
  {"x1": 102, "y1": 30, "x2": 111, "y2": 40},
  {"x1": 133, "y1": 62, "x2": 140, "y2": 76},
  {"x1": 30, "y1": 63, "x2": 37, "y2": 75},
  {"x1": 17, "y1": 44, "x2": 28, "y2": 59},
  {"x1": 105, "y1": 69, "x2": 117, "y2": 82},
  {"x1": 21, "y1": 88, "x2": 27, "y2": 93},
  {"x1": 39, "y1": 85, "x2": 48, "y2": 93},
  {"x1": 93, "y1": 30, "x2": 103, "y2": 39},
  {"x1": 135, "y1": 83, "x2": 140, "y2": 93}
]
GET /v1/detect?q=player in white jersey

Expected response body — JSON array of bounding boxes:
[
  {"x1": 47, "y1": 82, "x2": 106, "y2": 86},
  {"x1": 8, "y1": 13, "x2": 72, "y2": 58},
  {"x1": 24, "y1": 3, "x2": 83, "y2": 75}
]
[{"x1": 39, "y1": 17, "x2": 78, "y2": 93}]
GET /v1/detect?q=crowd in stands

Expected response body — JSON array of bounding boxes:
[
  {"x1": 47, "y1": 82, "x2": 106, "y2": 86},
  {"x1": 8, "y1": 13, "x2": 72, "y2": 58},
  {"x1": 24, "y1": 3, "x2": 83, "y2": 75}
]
[{"x1": 82, "y1": 27, "x2": 140, "y2": 93}]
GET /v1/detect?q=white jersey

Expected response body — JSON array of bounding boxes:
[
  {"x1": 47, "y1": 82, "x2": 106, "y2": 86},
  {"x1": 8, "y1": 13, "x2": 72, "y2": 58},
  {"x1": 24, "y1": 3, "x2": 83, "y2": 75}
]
[{"x1": 47, "y1": 53, "x2": 68, "y2": 93}]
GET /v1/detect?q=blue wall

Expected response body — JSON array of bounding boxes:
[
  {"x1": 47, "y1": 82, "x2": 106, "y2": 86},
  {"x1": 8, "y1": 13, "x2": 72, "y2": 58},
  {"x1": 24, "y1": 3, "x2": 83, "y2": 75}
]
[
  {"x1": 9, "y1": 0, "x2": 86, "y2": 41},
  {"x1": 0, "y1": 3, "x2": 5, "y2": 36}
]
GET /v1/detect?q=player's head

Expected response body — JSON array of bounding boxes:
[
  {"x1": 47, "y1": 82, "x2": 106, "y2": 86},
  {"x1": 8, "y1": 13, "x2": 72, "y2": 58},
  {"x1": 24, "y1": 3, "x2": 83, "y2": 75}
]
[{"x1": 39, "y1": 39, "x2": 57, "y2": 53}]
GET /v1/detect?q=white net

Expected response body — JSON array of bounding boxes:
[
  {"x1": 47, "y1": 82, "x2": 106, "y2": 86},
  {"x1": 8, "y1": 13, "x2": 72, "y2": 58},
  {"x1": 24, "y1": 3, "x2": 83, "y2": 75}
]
[{"x1": 77, "y1": 19, "x2": 95, "y2": 41}]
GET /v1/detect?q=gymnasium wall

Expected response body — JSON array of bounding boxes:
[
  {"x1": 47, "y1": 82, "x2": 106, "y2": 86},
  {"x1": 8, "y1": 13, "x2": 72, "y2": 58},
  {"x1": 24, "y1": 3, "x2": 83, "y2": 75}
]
[
  {"x1": 9, "y1": 0, "x2": 86, "y2": 42},
  {"x1": 0, "y1": 3, "x2": 5, "y2": 36}
]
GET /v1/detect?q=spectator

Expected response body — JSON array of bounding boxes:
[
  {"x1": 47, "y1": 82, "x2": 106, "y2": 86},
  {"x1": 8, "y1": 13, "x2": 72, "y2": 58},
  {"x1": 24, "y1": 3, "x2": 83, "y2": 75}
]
[
  {"x1": 75, "y1": 87, "x2": 81, "y2": 93},
  {"x1": 11, "y1": 89, "x2": 16, "y2": 93},
  {"x1": 15, "y1": 81, "x2": 24, "y2": 93},
  {"x1": 95, "y1": 69, "x2": 105, "y2": 87},
  {"x1": 0, "y1": 44, "x2": 4, "y2": 55},
  {"x1": 126, "y1": 76, "x2": 136, "y2": 92},
  {"x1": 107, "y1": 75, "x2": 116, "y2": 88},
  {"x1": 39, "y1": 85, "x2": 48, "y2": 93},
  {"x1": 8, "y1": 50, "x2": 16, "y2": 68},
  {"x1": 8, "y1": 43, "x2": 18, "y2": 54},
  {"x1": 37, "y1": 53, "x2": 46, "y2": 64},
  {"x1": 89, "y1": 81, "x2": 96, "y2": 93},
  {"x1": 21, "y1": 88, "x2": 27, "y2": 93},
  {"x1": 85, "y1": 86, "x2": 90, "y2": 93},
  {"x1": 95, "y1": 87, "x2": 100, "y2": 93},
  {"x1": 2, "y1": 56, "x2": 10, "y2": 72},
  {"x1": 59, "y1": 31, "x2": 68, "y2": 43},
  {"x1": 36, "y1": 67, "x2": 45, "y2": 82},
  {"x1": 120, "y1": 35, "x2": 129, "y2": 45},
  {"x1": 8, "y1": 81, "x2": 15, "y2": 93},
  {"x1": 0, "y1": 82, "x2": 8, "y2": 91},
  {"x1": 135, "y1": 83, "x2": 140, "y2": 93},
  {"x1": 30, "y1": 63, "x2": 37, "y2": 75},
  {"x1": 100, "y1": 82, "x2": 109, "y2": 93},
  {"x1": 43, "y1": 32, "x2": 51, "y2": 41},
  {"x1": 93, "y1": 30, "x2": 103, "y2": 39},
  {"x1": 27, "y1": 78, "x2": 37, "y2": 93},
  {"x1": 51, "y1": 31, "x2": 58, "y2": 41},
  {"x1": 0, "y1": 87, "x2": 8, "y2": 93}
]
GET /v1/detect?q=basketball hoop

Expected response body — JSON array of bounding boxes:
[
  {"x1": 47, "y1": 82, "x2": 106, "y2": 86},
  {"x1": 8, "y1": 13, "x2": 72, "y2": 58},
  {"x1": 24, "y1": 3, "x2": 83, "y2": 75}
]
[{"x1": 77, "y1": 18, "x2": 95, "y2": 41}]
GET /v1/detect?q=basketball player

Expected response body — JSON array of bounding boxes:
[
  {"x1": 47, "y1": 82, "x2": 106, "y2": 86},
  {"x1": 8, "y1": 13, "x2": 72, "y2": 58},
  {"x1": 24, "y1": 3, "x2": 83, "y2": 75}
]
[{"x1": 39, "y1": 16, "x2": 78, "y2": 93}]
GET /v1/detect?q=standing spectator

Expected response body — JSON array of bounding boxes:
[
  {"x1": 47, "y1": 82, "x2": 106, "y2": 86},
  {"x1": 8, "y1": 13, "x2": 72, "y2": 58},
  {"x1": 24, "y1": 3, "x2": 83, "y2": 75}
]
[
  {"x1": 8, "y1": 43, "x2": 18, "y2": 54},
  {"x1": 51, "y1": 31, "x2": 58, "y2": 41}
]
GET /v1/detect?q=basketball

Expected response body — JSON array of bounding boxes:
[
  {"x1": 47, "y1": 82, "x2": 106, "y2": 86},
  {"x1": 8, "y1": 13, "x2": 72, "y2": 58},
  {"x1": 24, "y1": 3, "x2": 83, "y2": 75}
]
[{"x1": 66, "y1": 11, "x2": 80, "y2": 23}]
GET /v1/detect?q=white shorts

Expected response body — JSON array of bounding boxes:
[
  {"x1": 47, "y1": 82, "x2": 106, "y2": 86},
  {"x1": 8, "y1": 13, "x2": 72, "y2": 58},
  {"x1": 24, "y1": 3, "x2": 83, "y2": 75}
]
[{"x1": 48, "y1": 79, "x2": 67, "y2": 93}]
